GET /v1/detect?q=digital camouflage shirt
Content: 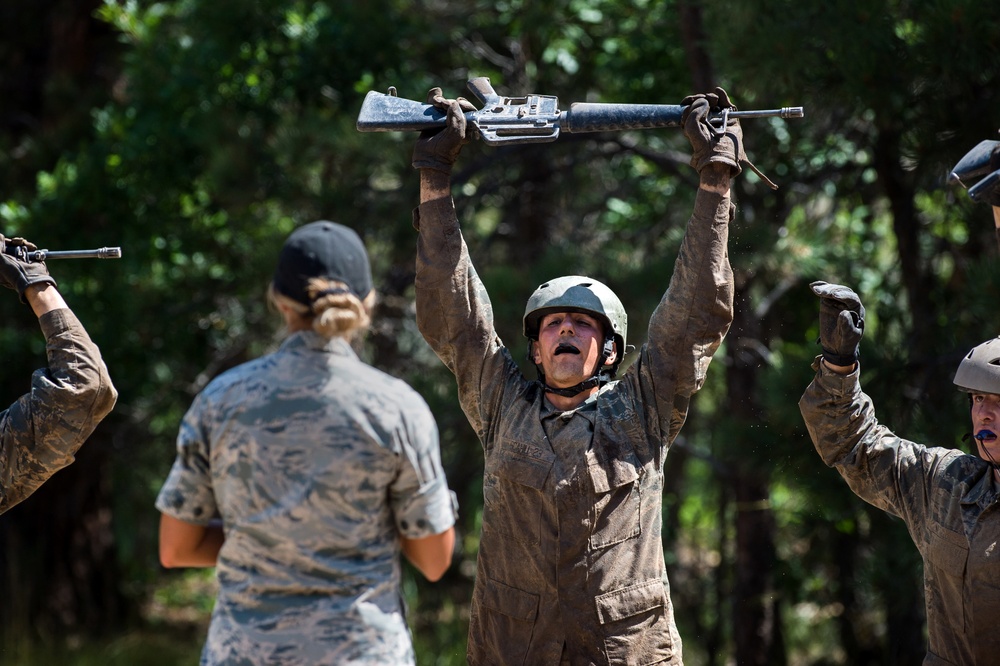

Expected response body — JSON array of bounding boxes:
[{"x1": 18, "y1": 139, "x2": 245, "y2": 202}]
[
  {"x1": 0, "y1": 308, "x2": 117, "y2": 513},
  {"x1": 156, "y1": 333, "x2": 457, "y2": 666},
  {"x1": 800, "y1": 359, "x2": 1000, "y2": 666},
  {"x1": 414, "y1": 188, "x2": 735, "y2": 666}
]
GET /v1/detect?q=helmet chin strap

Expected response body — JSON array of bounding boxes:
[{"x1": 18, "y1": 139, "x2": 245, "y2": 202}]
[{"x1": 540, "y1": 377, "x2": 603, "y2": 398}]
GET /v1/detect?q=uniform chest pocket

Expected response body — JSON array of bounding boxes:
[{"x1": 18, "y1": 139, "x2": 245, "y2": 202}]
[
  {"x1": 483, "y1": 440, "x2": 553, "y2": 546},
  {"x1": 588, "y1": 449, "x2": 641, "y2": 550},
  {"x1": 925, "y1": 521, "x2": 969, "y2": 578},
  {"x1": 924, "y1": 521, "x2": 969, "y2": 638}
]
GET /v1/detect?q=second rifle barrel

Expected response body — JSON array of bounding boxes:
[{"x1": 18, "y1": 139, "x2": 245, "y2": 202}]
[
  {"x1": 729, "y1": 107, "x2": 804, "y2": 119},
  {"x1": 27, "y1": 247, "x2": 123, "y2": 261}
]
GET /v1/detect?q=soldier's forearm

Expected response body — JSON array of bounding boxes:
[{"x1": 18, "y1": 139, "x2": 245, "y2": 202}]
[
  {"x1": 698, "y1": 163, "x2": 731, "y2": 196},
  {"x1": 821, "y1": 357, "x2": 857, "y2": 375},
  {"x1": 420, "y1": 169, "x2": 452, "y2": 204},
  {"x1": 25, "y1": 283, "x2": 67, "y2": 318}
]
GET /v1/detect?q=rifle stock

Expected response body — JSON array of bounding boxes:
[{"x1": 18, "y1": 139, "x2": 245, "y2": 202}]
[
  {"x1": 356, "y1": 78, "x2": 803, "y2": 146},
  {"x1": 356, "y1": 90, "x2": 453, "y2": 132}
]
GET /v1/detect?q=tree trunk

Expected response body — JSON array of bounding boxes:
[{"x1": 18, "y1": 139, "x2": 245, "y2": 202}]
[
  {"x1": 733, "y1": 474, "x2": 783, "y2": 666},
  {"x1": 874, "y1": 512, "x2": 926, "y2": 666},
  {"x1": 0, "y1": 426, "x2": 129, "y2": 645},
  {"x1": 727, "y1": 281, "x2": 784, "y2": 666},
  {"x1": 832, "y1": 525, "x2": 881, "y2": 664}
]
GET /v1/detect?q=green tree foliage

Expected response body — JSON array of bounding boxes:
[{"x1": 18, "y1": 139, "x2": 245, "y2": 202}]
[{"x1": 1, "y1": 0, "x2": 999, "y2": 663}]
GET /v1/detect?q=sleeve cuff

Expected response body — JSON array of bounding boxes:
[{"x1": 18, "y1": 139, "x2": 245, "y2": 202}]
[
  {"x1": 37, "y1": 308, "x2": 76, "y2": 338},
  {"x1": 813, "y1": 355, "x2": 861, "y2": 396}
]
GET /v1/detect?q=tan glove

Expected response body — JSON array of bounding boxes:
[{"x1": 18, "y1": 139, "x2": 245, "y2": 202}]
[
  {"x1": 680, "y1": 87, "x2": 745, "y2": 177},
  {"x1": 411, "y1": 88, "x2": 477, "y2": 175}
]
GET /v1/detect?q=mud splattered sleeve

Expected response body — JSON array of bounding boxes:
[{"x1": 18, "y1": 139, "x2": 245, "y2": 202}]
[
  {"x1": 0, "y1": 308, "x2": 118, "y2": 513},
  {"x1": 798, "y1": 357, "x2": 957, "y2": 521},
  {"x1": 630, "y1": 187, "x2": 735, "y2": 448},
  {"x1": 413, "y1": 197, "x2": 516, "y2": 444}
]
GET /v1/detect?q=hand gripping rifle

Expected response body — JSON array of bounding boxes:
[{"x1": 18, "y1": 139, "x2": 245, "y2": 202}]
[
  {"x1": 949, "y1": 135, "x2": 1000, "y2": 249},
  {"x1": 4, "y1": 245, "x2": 122, "y2": 262},
  {"x1": 356, "y1": 77, "x2": 804, "y2": 146},
  {"x1": 950, "y1": 138, "x2": 1000, "y2": 205}
]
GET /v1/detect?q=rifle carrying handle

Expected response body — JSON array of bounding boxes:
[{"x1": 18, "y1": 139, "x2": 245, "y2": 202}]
[{"x1": 466, "y1": 77, "x2": 502, "y2": 108}]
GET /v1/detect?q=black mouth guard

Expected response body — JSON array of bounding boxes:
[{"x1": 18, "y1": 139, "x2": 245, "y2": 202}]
[{"x1": 554, "y1": 344, "x2": 580, "y2": 355}]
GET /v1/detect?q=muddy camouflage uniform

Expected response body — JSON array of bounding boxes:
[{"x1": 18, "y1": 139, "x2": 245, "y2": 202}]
[
  {"x1": 156, "y1": 333, "x2": 457, "y2": 666},
  {"x1": 0, "y1": 308, "x2": 117, "y2": 513},
  {"x1": 414, "y1": 187, "x2": 734, "y2": 665},
  {"x1": 800, "y1": 359, "x2": 1000, "y2": 666}
]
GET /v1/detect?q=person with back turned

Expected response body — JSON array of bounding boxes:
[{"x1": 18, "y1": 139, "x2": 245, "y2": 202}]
[{"x1": 155, "y1": 221, "x2": 458, "y2": 665}]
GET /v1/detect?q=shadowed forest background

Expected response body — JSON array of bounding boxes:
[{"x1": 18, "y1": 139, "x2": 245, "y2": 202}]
[{"x1": 1, "y1": 1, "x2": 999, "y2": 664}]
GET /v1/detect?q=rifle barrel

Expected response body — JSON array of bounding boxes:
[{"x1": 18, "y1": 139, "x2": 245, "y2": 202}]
[
  {"x1": 562, "y1": 103, "x2": 685, "y2": 133},
  {"x1": 561, "y1": 103, "x2": 804, "y2": 134},
  {"x1": 730, "y1": 107, "x2": 804, "y2": 119},
  {"x1": 26, "y1": 247, "x2": 123, "y2": 261}
]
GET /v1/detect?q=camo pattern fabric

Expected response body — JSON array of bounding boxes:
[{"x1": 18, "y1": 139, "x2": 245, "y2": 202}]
[
  {"x1": 799, "y1": 359, "x2": 1000, "y2": 665},
  {"x1": 0, "y1": 308, "x2": 117, "y2": 513},
  {"x1": 156, "y1": 332, "x2": 457, "y2": 666},
  {"x1": 413, "y1": 186, "x2": 735, "y2": 666}
]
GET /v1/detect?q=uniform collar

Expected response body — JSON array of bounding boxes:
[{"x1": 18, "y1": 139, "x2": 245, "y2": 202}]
[
  {"x1": 540, "y1": 383, "x2": 610, "y2": 422},
  {"x1": 280, "y1": 330, "x2": 357, "y2": 357},
  {"x1": 960, "y1": 460, "x2": 1000, "y2": 508}
]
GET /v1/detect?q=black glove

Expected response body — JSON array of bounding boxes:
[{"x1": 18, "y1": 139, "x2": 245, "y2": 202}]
[
  {"x1": 0, "y1": 235, "x2": 57, "y2": 303},
  {"x1": 411, "y1": 88, "x2": 477, "y2": 175},
  {"x1": 810, "y1": 281, "x2": 865, "y2": 367},
  {"x1": 950, "y1": 134, "x2": 1000, "y2": 206},
  {"x1": 681, "y1": 87, "x2": 745, "y2": 177},
  {"x1": 976, "y1": 142, "x2": 1000, "y2": 206}
]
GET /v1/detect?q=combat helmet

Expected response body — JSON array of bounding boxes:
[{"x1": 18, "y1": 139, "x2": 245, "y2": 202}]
[
  {"x1": 954, "y1": 337, "x2": 1000, "y2": 472},
  {"x1": 954, "y1": 337, "x2": 1000, "y2": 395},
  {"x1": 523, "y1": 275, "x2": 628, "y2": 379}
]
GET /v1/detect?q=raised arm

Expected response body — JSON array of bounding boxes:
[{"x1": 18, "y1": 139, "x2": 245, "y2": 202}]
[
  {"x1": 797, "y1": 282, "x2": 949, "y2": 519},
  {"x1": 636, "y1": 90, "x2": 740, "y2": 443},
  {"x1": 412, "y1": 91, "x2": 516, "y2": 438},
  {"x1": 0, "y1": 238, "x2": 117, "y2": 513}
]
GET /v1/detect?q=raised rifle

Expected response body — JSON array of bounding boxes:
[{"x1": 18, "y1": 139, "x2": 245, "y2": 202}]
[
  {"x1": 356, "y1": 77, "x2": 804, "y2": 146},
  {"x1": 5, "y1": 246, "x2": 122, "y2": 262}
]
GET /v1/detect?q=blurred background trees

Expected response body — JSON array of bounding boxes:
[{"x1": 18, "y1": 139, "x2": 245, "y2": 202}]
[{"x1": 0, "y1": 0, "x2": 998, "y2": 663}]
